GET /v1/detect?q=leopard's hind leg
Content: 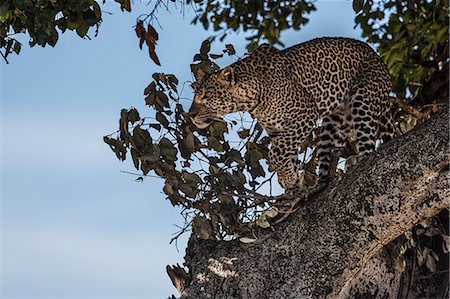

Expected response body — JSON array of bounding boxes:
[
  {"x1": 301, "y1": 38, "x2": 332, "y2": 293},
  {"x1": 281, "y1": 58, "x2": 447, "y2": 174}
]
[{"x1": 313, "y1": 104, "x2": 353, "y2": 194}]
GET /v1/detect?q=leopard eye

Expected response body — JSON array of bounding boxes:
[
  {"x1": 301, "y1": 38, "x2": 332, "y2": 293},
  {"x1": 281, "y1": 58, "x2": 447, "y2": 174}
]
[{"x1": 204, "y1": 91, "x2": 212, "y2": 98}]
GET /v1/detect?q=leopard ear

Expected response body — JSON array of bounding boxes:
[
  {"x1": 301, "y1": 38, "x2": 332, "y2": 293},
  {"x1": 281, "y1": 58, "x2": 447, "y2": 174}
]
[{"x1": 217, "y1": 66, "x2": 236, "y2": 87}]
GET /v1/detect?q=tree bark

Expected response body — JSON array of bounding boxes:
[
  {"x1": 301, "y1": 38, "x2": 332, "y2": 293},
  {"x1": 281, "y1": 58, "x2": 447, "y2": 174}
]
[{"x1": 176, "y1": 108, "x2": 449, "y2": 299}]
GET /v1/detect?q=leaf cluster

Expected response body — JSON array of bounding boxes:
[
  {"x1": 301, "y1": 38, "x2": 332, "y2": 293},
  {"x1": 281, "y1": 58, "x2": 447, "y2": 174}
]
[
  {"x1": 104, "y1": 42, "x2": 318, "y2": 241},
  {"x1": 135, "y1": 20, "x2": 160, "y2": 65},
  {"x1": 0, "y1": 0, "x2": 128, "y2": 62},
  {"x1": 188, "y1": 0, "x2": 316, "y2": 50},
  {"x1": 353, "y1": 0, "x2": 449, "y2": 99},
  {"x1": 395, "y1": 210, "x2": 449, "y2": 286}
]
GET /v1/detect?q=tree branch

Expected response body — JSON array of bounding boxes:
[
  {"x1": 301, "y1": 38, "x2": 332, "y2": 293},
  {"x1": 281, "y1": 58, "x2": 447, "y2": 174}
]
[{"x1": 173, "y1": 108, "x2": 449, "y2": 299}]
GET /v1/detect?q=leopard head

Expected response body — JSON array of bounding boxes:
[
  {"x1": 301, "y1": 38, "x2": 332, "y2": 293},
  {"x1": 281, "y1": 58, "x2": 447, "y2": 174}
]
[{"x1": 188, "y1": 65, "x2": 259, "y2": 129}]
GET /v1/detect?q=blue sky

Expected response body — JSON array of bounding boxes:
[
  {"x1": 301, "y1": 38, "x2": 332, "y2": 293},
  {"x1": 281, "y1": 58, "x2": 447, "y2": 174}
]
[{"x1": 1, "y1": 1, "x2": 362, "y2": 298}]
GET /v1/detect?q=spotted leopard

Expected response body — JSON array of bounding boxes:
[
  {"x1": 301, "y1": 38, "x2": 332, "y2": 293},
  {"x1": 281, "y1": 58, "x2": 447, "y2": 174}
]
[{"x1": 188, "y1": 37, "x2": 395, "y2": 193}]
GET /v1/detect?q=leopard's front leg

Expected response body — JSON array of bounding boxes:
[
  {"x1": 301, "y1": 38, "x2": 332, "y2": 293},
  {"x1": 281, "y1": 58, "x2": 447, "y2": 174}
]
[
  {"x1": 269, "y1": 126, "x2": 313, "y2": 193},
  {"x1": 269, "y1": 137, "x2": 300, "y2": 192}
]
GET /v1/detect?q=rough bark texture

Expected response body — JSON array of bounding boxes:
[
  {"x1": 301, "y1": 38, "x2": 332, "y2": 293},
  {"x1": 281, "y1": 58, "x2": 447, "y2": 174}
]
[{"x1": 179, "y1": 108, "x2": 449, "y2": 299}]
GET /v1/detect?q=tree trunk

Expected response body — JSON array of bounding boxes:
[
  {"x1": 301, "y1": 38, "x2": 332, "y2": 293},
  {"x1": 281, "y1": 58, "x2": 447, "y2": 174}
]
[{"x1": 174, "y1": 108, "x2": 449, "y2": 299}]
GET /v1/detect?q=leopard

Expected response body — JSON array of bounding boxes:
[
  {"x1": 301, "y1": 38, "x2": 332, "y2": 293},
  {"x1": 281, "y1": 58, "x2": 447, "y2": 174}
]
[{"x1": 188, "y1": 37, "x2": 395, "y2": 194}]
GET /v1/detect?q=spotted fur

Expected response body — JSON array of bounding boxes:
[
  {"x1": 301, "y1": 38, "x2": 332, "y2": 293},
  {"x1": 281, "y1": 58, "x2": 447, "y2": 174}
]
[{"x1": 189, "y1": 37, "x2": 395, "y2": 192}]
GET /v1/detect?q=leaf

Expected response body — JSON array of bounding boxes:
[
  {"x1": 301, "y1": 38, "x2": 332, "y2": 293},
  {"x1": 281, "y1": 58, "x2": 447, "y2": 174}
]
[
  {"x1": 425, "y1": 248, "x2": 437, "y2": 272},
  {"x1": 185, "y1": 132, "x2": 196, "y2": 151},
  {"x1": 135, "y1": 22, "x2": 160, "y2": 65},
  {"x1": 159, "y1": 137, "x2": 177, "y2": 161},
  {"x1": 140, "y1": 144, "x2": 160, "y2": 162},
  {"x1": 179, "y1": 182, "x2": 197, "y2": 198},
  {"x1": 76, "y1": 21, "x2": 89, "y2": 37},
  {"x1": 148, "y1": 47, "x2": 161, "y2": 66},
  {"x1": 211, "y1": 121, "x2": 228, "y2": 140},
  {"x1": 156, "y1": 111, "x2": 169, "y2": 127},
  {"x1": 155, "y1": 91, "x2": 169, "y2": 108},
  {"x1": 224, "y1": 149, "x2": 244, "y2": 166},
  {"x1": 237, "y1": 129, "x2": 250, "y2": 139},
  {"x1": 208, "y1": 137, "x2": 222, "y2": 151},
  {"x1": 210, "y1": 53, "x2": 223, "y2": 59},
  {"x1": 257, "y1": 218, "x2": 271, "y2": 228},
  {"x1": 13, "y1": 42, "x2": 21, "y2": 54},
  {"x1": 423, "y1": 227, "x2": 441, "y2": 237},
  {"x1": 119, "y1": 109, "x2": 130, "y2": 145},
  {"x1": 264, "y1": 208, "x2": 279, "y2": 218},
  {"x1": 182, "y1": 171, "x2": 201, "y2": 184},
  {"x1": 135, "y1": 21, "x2": 146, "y2": 49},
  {"x1": 103, "y1": 136, "x2": 127, "y2": 161},
  {"x1": 164, "y1": 181, "x2": 175, "y2": 195},
  {"x1": 145, "y1": 93, "x2": 156, "y2": 106},
  {"x1": 144, "y1": 81, "x2": 156, "y2": 95},
  {"x1": 352, "y1": 0, "x2": 364, "y2": 13},
  {"x1": 257, "y1": 208, "x2": 278, "y2": 229},
  {"x1": 130, "y1": 148, "x2": 140, "y2": 170},
  {"x1": 149, "y1": 123, "x2": 161, "y2": 131},
  {"x1": 128, "y1": 108, "x2": 140, "y2": 124},
  {"x1": 193, "y1": 54, "x2": 203, "y2": 62},
  {"x1": 166, "y1": 74, "x2": 179, "y2": 91},
  {"x1": 121, "y1": 0, "x2": 131, "y2": 12},
  {"x1": 393, "y1": 256, "x2": 406, "y2": 272},
  {"x1": 147, "y1": 24, "x2": 159, "y2": 42},
  {"x1": 225, "y1": 44, "x2": 236, "y2": 56},
  {"x1": 239, "y1": 237, "x2": 257, "y2": 244},
  {"x1": 192, "y1": 215, "x2": 212, "y2": 240},
  {"x1": 200, "y1": 39, "x2": 211, "y2": 55},
  {"x1": 442, "y1": 235, "x2": 450, "y2": 254},
  {"x1": 131, "y1": 126, "x2": 152, "y2": 151}
]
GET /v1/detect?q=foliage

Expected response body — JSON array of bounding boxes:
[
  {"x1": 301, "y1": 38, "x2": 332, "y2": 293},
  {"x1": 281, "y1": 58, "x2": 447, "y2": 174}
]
[
  {"x1": 104, "y1": 41, "x2": 306, "y2": 241},
  {"x1": 187, "y1": 0, "x2": 316, "y2": 50},
  {"x1": 135, "y1": 20, "x2": 160, "y2": 65},
  {"x1": 0, "y1": 0, "x2": 131, "y2": 62},
  {"x1": 103, "y1": 1, "x2": 449, "y2": 241},
  {"x1": 395, "y1": 210, "x2": 449, "y2": 280},
  {"x1": 3, "y1": 0, "x2": 448, "y2": 101},
  {"x1": 353, "y1": 0, "x2": 449, "y2": 99}
]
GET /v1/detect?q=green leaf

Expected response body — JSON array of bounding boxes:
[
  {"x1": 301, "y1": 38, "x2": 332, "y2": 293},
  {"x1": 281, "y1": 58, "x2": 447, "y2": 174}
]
[
  {"x1": 76, "y1": 21, "x2": 89, "y2": 37},
  {"x1": 15, "y1": 0, "x2": 27, "y2": 11},
  {"x1": 47, "y1": 28, "x2": 58, "y2": 47},
  {"x1": 83, "y1": 9, "x2": 98, "y2": 26}
]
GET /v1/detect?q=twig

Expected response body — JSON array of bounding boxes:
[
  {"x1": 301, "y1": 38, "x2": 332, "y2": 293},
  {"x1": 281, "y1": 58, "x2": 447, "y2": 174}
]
[
  {"x1": 416, "y1": 268, "x2": 449, "y2": 280},
  {"x1": 120, "y1": 170, "x2": 160, "y2": 179},
  {"x1": 406, "y1": 246, "x2": 416, "y2": 299},
  {"x1": 0, "y1": 51, "x2": 9, "y2": 64},
  {"x1": 170, "y1": 219, "x2": 193, "y2": 251}
]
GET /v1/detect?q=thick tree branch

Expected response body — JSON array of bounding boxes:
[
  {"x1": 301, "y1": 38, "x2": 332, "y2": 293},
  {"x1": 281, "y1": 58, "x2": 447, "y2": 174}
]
[{"x1": 176, "y1": 108, "x2": 449, "y2": 299}]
